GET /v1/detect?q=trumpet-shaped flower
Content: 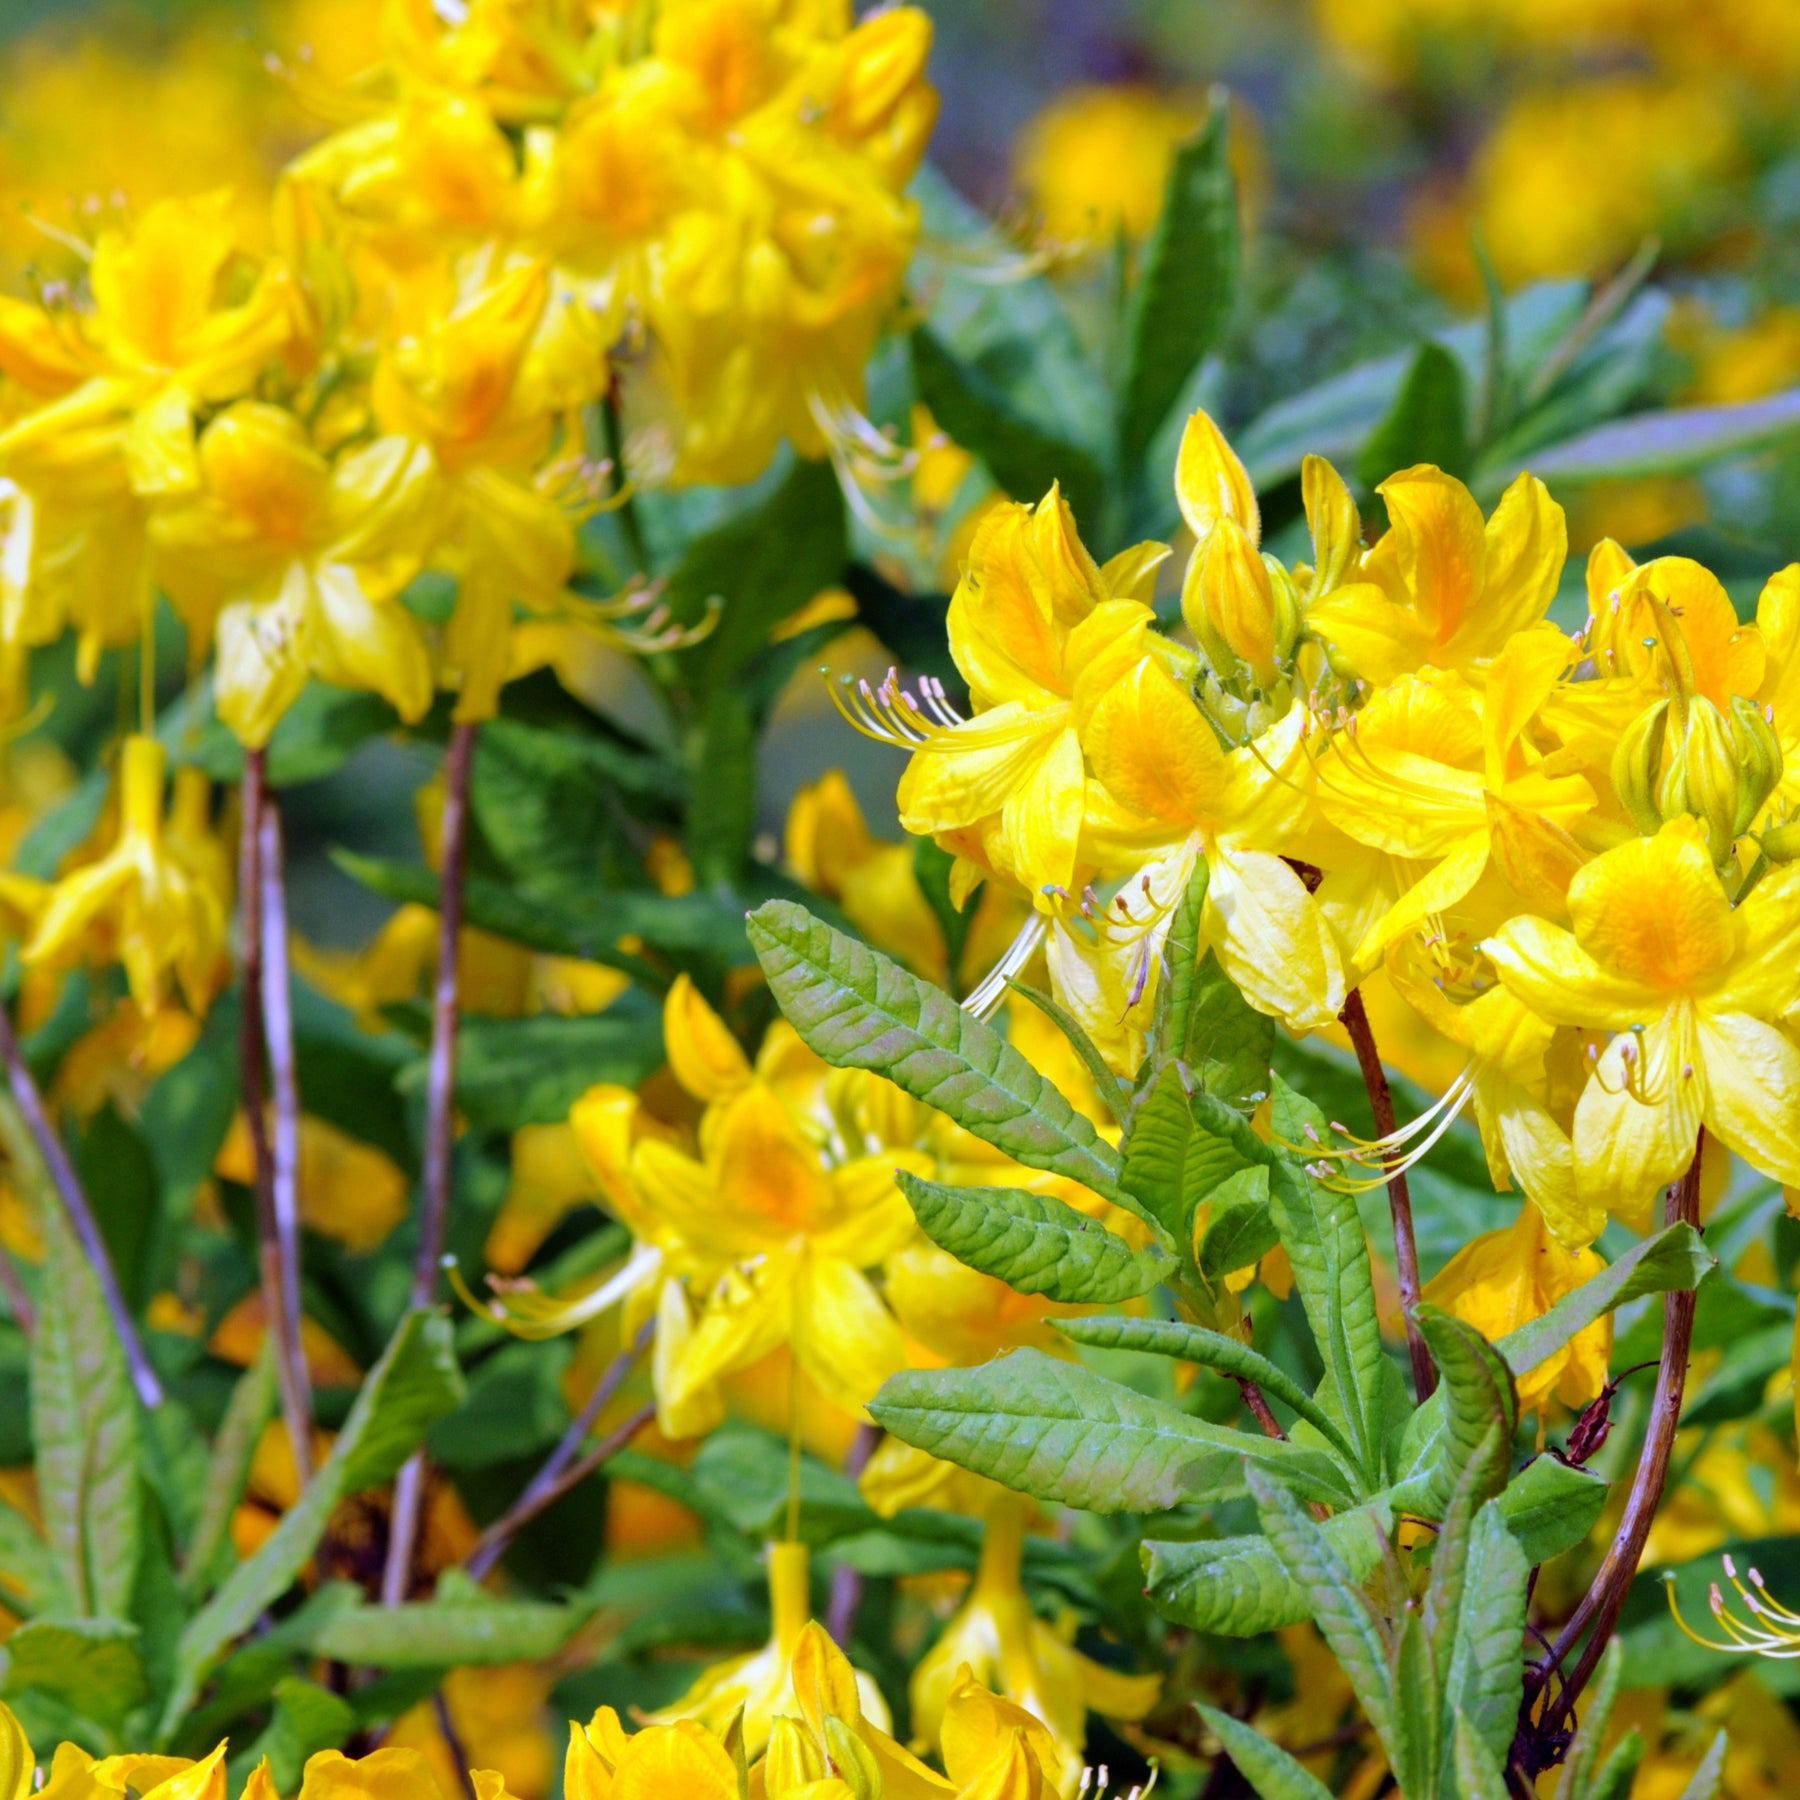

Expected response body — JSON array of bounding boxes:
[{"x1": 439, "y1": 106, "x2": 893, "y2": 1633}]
[
  {"x1": 23, "y1": 735, "x2": 228, "y2": 1014},
  {"x1": 150, "y1": 401, "x2": 437, "y2": 746},
  {"x1": 1306, "y1": 464, "x2": 1566, "y2": 686},
  {"x1": 1485, "y1": 815, "x2": 1800, "y2": 1222}
]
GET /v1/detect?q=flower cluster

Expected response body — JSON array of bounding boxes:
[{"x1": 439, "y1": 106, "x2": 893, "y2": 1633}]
[{"x1": 851, "y1": 408, "x2": 1800, "y2": 1264}]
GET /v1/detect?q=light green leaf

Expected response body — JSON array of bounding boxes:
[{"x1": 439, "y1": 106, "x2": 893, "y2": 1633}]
[
  {"x1": 1120, "y1": 1072, "x2": 1258, "y2": 1261},
  {"x1": 1057, "y1": 1316, "x2": 1359, "y2": 1468},
  {"x1": 29, "y1": 1199, "x2": 140, "y2": 1620},
  {"x1": 747, "y1": 902, "x2": 1128, "y2": 1208},
  {"x1": 1247, "y1": 1466, "x2": 1395, "y2": 1750},
  {"x1": 1499, "y1": 387, "x2": 1800, "y2": 484},
  {"x1": 897, "y1": 1174, "x2": 1174, "y2": 1304},
  {"x1": 0, "y1": 1499, "x2": 60, "y2": 1619},
  {"x1": 1391, "y1": 1306, "x2": 1518, "y2": 1516},
  {"x1": 1497, "y1": 1223, "x2": 1712, "y2": 1381},
  {"x1": 1389, "y1": 1610, "x2": 1438, "y2": 1800},
  {"x1": 1196, "y1": 1706, "x2": 1336, "y2": 1800},
  {"x1": 911, "y1": 328, "x2": 1104, "y2": 526},
  {"x1": 0, "y1": 1617, "x2": 148, "y2": 1728},
  {"x1": 1118, "y1": 96, "x2": 1237, "y2": 466},
  {"x1": 235, "y1": 1678, "x2": 355, "y2": 1795},
  {"x1": 160, "y1": 1312, "x2": 463, "y2": 1740},
  {"x1": 181, "y1": 1347, "x2": 277, "y2": 1601},
  {"x1": 869, "y1": 1351, "x2": 1356, "y2": 1514},
  {"x1": 298, "y1": 1574, "x2": 592, "y2": 1667},
  {"x1": 1496, "y1": 1454, "x2": 1607, "y2": 1565},
  {"x1": 1554, "y1": 1638, "x2": 1624, "y2": 1800},
  {"x1": 1453, "y1": 1714, "x2": 1513, "y2": 1800},
  {"x1": 1585, "y1": 1730, "x2": 1645, "y2": 1800},
  {"x1": 1441, "y1": 1503, "x2": 1528, "y2": 1788},
  {"x1": 1358, "y1": 340, "x2": 1470, "y2": 488},
  {"x1": 1674, "y1": 1733, "x2": 1727, "y2": 1800},
  {"x1": 1196, "y1": 1166, "x2": 1278, "y2": 1283},
  {"x1": 1266, "y1": 1078, "x2": 1386, "y2": 1484},
  {"x1": 1143, "y1": 1503, "x2": 1391, "y2": 1636}
]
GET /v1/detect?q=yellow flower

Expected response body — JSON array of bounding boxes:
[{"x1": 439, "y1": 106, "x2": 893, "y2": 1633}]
[
  {"x1": 1422, "y1": 1200, "x2": 1609, "y2": 1411},
  {"x1": 150, "y1": 400, "x2": 437, "y2": 747},
  {"x1": 1306, "y1": 465, "x2": 1567, "y2": 687},
  {"x1": 389, "y1": 1665, "x2": 556, "y2": 1800},
  {"x1": 565, "y1": 1709, "x2": 739, "y2": 1800},
  {"x1": 24, "y1": 735, "x2": 228, "y2": 1015},
  {"x1": 909, "y1": 1496, "x2": 1159, "y2": 1790},
  {"x1": 1486, "y1": 816, "x2": 1800, "y2": 1223},
  {"x1": 934, "y1": 1674, "x2": 1067, "y2": 1800},
  {"x1": 214, "y1": 1110, "x2": 409, "y2": 1253}
]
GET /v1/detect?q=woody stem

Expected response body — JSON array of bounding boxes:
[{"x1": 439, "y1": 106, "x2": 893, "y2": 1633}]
[
  {"x1": 1338, "y1": 986, "x2": 1436, "y2": 1401},
  {"x1": 241, "y1": 751, "x2": 314, "y2": 1483},
  {"x1": 1526, "y1": 1133, "x2": 1703, "y2": 1749},
  {"x1": 0, "y1": 1011, "x2": 158, "y2": 1404},
  {"x1": 383, "y1": 719, "x2": 477, "y2": 1605}
]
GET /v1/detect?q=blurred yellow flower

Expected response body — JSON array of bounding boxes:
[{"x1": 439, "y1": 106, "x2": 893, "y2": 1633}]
[{"x1": 215, "y1": 1108, "x2": 409, "y2": 1253}]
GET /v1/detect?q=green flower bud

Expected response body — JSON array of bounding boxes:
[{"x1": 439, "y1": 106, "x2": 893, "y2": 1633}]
[
  {"x1": 1265, "y1": 554, "x2": 1304, "y2": 665},
  {"x1": 1760, "y1": 820, "x2": 1800, "y2": 863},
  {"x1": 1673, "y1": 697, "x2": 1741, "y2": 867},
  {"x1": 1729, "y1": 695, "x2": 1784, "y2": 834},
  {"x1": 1611, "y1": 699, "x2": 1669, "y2": 836}
]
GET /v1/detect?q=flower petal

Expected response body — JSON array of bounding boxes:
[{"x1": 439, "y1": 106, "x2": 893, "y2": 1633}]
[{"x1": 1695, "y1": 1011, "x2": 1800, "y2": 1189}]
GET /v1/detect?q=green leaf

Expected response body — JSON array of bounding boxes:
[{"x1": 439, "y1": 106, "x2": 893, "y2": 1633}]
[
  {"x1": 897, "y1": 1173, "x2": 1174, "y2": 1305},
  {"x1": 1056, "y1": 1316, "x2": 1359, "y2": 1468},
  {"x1": 1143, "y1": 1503, "x2": 1391, "y2": 1636},
  {"x1": 174, "y1": 679, "x2": 399, "y2": 790},
  {"x1": 1388, "y1": 1609, "x2": 1437, "y2": 1800},
  {"x1": 1391, "y1": 1307, "x2": 1518, "y2": 1516},
  {"x1": 1586, "y1": 1731, "x2": 1646, "y2": 1800},
  {"x1": 1266, "y1": 1078, "x2": 1386, "y2": 1484},
  {"x1": 1674, "y1": 1733, "x2": 1727, "y2": 1800},
  {"x1": 912, "y1": 838, "x2": 971, "y2": 989},
  {"x1": 841, "y1": 564, "x2": 957, "y2": 692},
  {"x1": 1142, "y1": 857, "x2": 1209, "y2": 1078},
  {"x1": 1120, "y1": 1071, "x2": 1258, "y2": 1258},
  {"x1": 1495, "y1": 1454, "x2": 1607, "y2": 1565},
  {"x1": 1247, "y1": 1466, "x2": 1395, "y2": 1751},
  {"x1": 1359, "y1": 341, "x2": 1470, "y2": 489},
  {"x1": 1005, "y1": 980, "x2": 1129, "y2": 1123},
  {"x1": 686, "y1": 686, "x2": 758, "y2": 887},
  {"x1": 1440, "y1": 1502, "x2": 1528, "y2": 1787},
  {"x1": 1555, "y1": 1637, "x2": 1624, "y2": 1800},
  {"x1": 1118, "y1": 95, "x2": 1238, "y2": 467},
  {"x1": 181, "y1": 1346, "x2": 277, "y2": 1602},
  {"x1": 0, "y1": 1500, "x2": 59, "y2": 1618},
  {"x1": 1496, "y1": 1222, "x2": 1712, "y2": 1382},
  {"x1": 160, "y1": 1311, "x2": 464, "y2": 1740},
  {"x1": 298, "y1": 1574, "x2": 593, "y2": 1667},
  {"x1": 30, "y1": 1198, "x2": 141, "y2": 1619},
  {"x1": 0, "y1": 1617, "x2": 148, "y2": 1728},
  {"x1": 428, "y1": 1338, "x2": 572, "y2": 1470},
  {"x1": 911, "y1": 328, "x2": 1104, "y2": 525},
  {"x1": 1196, "y1": 1706, "x2": 1336, "y2": 1800},
  {"x1": 747, "y1": 901, "x2": 1128, "y2": 1207},
  {"x1": 1498, "y1": 387, "x2": 1800, "y2": 484},
  {"x1": 397, "y1": 1001, "x2": 665, "y2": 1131},
  {"x1": 1453, "y1": 1714, "x2": 1513, "y2": 1800},
  {"x1": 869, "y1": 1350, "x2": 1356, "y2": 1514},
  {"x1": 1196, "y1": 1166, "x2": 1278, "y2": 1283},
  {"x1": 236, "y1": 1678, "x2": 355, "y2": 1795}
]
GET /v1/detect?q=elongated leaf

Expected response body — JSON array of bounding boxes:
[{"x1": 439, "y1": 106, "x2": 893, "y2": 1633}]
[
  {"x1": 912, "y1": 328, "x2": 1104, "y2": 525},
  {"x1": 898, "y1": 1174, "x2": 1173, "y2": 1304},
  {"x1": 1587, "y1": 1731, "x2": 1646, "y2": 1800},
  {"x1": 1675, "y1": 1733, "x2": 1727, "y2": 1800},
  {"x1": 1499, "y1": 387, "x2": 1800, "y2": 484},
  {"x1": 299, "y1": 1577, "x2": 592, "y2": 1667},
  {"x1": 30, "y1": 1199, "x2": 140, "y2": 1620},
  {"x1": 0, "y1": 1501, "x2": 59, "y2": 1618},
  {"x1": 1144, "y1": 1503, "x2": 1391, "y2": 1636},
  {"x1": 0, "y1": 1617, "x2": 148, "y2": 1727},
  {"x1": 1266, "y1": 1079, "x2": 1385, "y2": 1484},
  {"x1": 161, "y1": 1312, "x2": 463, "y2": 1739},
  {"x1": 870, "y1": 1351, "x2": 1355, "y2": 1514},
  {"x1": 1497, "y1": 1223, "x2": 1712, "y2": 1379},
  {"x1": 1197, "y1": 1166, "x2": 1278, "y2": 1282},
  {"x1": 1388, "y1": 1609, "x2": 1437, "y2": 1800},
  {"x1": 1118, "y1": 96, "x2": 1237, "y2": 465},
  {"x1": 1121, "y1": 1073, "x2": 1260, "y2": 1260},
  {"x1": 1454, "y1": 1714, "x2": 1513, "y2": 1800},
  {"x1": 236, "y1": 1678, "x2": 355, "y2": 1795},
  {"x1": 1496, "y1": 1454, "x2": 1607, "y2": 1564},
  {"x1": 1441, "y1": 1507, "x2": 1527, "y2": 1786},
  {"x1": 1196, "y1": 1706, "x2": 1336, "y2": 1800},
  {"x1": 1143, "y1": 858, "x2": 1208, "y2": 1078},
  {"x1": 1391, "y1": 1307, "x2": 1518, "y2": 1516},
  {"x1": 1057, "y1": 1316, "x2": 1358, "y2": 1468},
  {"x1": 1359, "y1": 340, "x2": 1469, "y2": 487},
  {"x1": 1005, "y1": 980, "x2": 1129, "y2": 1123},
  {"x1": 1247, "y1": 1466, "x2": 1395, "y2": 1750},
  {"x1": 1556, "y1": 1638, "x2": 1624, "y2": 1800},
  {"x1": 747, "y1": 902, "x2": 1129, "y2": 1207},
  {"x1": 181, "y1": 1347, "x2": 277, "y2": 1601}
]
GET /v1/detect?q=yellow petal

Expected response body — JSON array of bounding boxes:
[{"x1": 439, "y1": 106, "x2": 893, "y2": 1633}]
[
  {"x1": 611, "y1": 1724, "x2": 737, "y2": 1800},
  {"x1": 1369, "y1": 464, "x2": 1487, "y2": 646},
  {"x1": 665, "y1": 1264, "x2": 791, "y2": 1418},
  {"x1": 1353, "y1": 831, "x2": 1491, "y2": 965},
  {"x1": 662, "y1": 973, "x2": 752, "y2": 1103},
  {"x1": 999, "y1": 726, "x2": 1085, "y2": 897},
  {"x1": 1174, "y1": 409, "x2": 1258, "y2": 546},
  {"x1": 1567, "y1": 818, "x2": 1735, "y2": 995},
  {"x1": 1098, "y1": 540, "x2": 1172, "y2": 601},
  {"x1": 1301, "y1": 454, "x2": 1361, "y2": 597},
  {"x1": 1484, "y1": 917, "x2": 1659, "y2": 1033},
  {"x1": 953, "y1": 1732, "x2": 1042, "y2": 1800},
  {"x1": 1194, "y1": 515, "x2": 1277, "y2": 679},
  {"x1": 564, "y1": 1724, "x2": 612, "y2": 1800},
  {"x1": 215, "y1": 591, "x2": 312, "y2": 750},
  {"x1": 1305, "y1": 579, "x2": 1438, "y2": 687},
  {"x1": 1695, "y1": 1011, "x2": 1800, "y2": 1190},
  {"x1": 310, "y1": 565, "x2": 434, "y2": 725},
  {"x1": 1081, "y1": 656, "x2": 1227, "y2": 829},
  {"x1": 1573, "y1": 1007, "x2": 1704, "y2": 1227},
  {"x1": 1206, "y1": 844, "x2": 1344, "y2": 1031},
  {"x1": 793, "y1": 1254, "x2": 908, "y2": 1417},
  {"x1": 0, "y1": 1702, "x2": 31, "y2": 1800},
  {"x1": 1455, "y1": 472, "x2": 1565, "y2": 661}
]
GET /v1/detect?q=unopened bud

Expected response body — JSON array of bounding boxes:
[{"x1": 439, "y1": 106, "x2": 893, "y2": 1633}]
[
  {"x1": 1729, "y1": 695, "x2": 1783, "y2": 834},
  {"x1": 1611, "y1": 699, "x2": 1669, "y2": 836},
  {"x1": 1760, "y1": 821, "x2": 1800, "y2": 862},
  {"x1": 823, "y1": 1716, "x2": 881, "y2": 1800},
  {"x1": 1266, "y1": 555, "x2": 1304, "y2": 664},
  {"x1": 1665, "y1": 697, "x2": 1741, "y2": 865},
  {"x1": 1180, "y1": 539, "x2": 1241, "y2": 677},
  {"x1": 1199, "y1": 518, "x2": 1277, "y2": 682},
  {"x1": 1301, "y1": 453, "x2": 1361, "y2": 600},
  {"x1": 764, "y1": 1719, "x2": 822, "y2": 1794}
]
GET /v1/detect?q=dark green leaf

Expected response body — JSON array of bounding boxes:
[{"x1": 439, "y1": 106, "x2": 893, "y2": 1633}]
[
  {"x1": 910, "y1": 328, "x2": 1104, "y2": 524},
  {"x1": 1120, "y1": 1070, "x2": 1257, "y2": 1258},
  {"x1": 1119, "y1": 96, "x2": 1238, "y2": 466},
  {"x1": 1196, "y1": 1706, "x2": 1336, "y2": 1800},
  {"x1": 1495, "y1": 1454, "x2": 1607, "y2": 1564},
  {"x1": 1358, "y1": 341, "x2": 1470, "y2": 489},
  {"x1": 1196, "y1": 1166, "x2": 1278, "y2": 1283},
  {"x1": 428, "y1": 1339, "x2": 571, "y2": 1470},
  {"x1": 747, "y1": 901, "x2": 1127, "y2": 1206},
  {"x1": 685, "y1": 687, "x2": 757, "y2": 887},
  {"x1": 236, "y1": 1678, "x2": 355, "y2": 1794},
  {"x1": 897, "y1": 1173, "x2": 1173, "y2": 1304},
  {"x1": 1391, "y1": 1307, "x2": 1518, "y2": 1517},
  {"x1": 841, "y1": 564, "x2": 958, "y2": 692},
  {"x1": 870, "y1": 1351, "x2": 1355, "y2": 1514},
  {"x1": 0, "y1": 1617, "x2": 148, "y2": 1727},
  {"x1": 298, "y1": 1573, "x2": 592, "y2": 1667}
]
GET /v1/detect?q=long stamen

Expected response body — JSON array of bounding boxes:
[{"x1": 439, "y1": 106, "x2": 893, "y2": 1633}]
[{"x1": 963, "y1": 916, "x2": 1047, "y2": 1019}]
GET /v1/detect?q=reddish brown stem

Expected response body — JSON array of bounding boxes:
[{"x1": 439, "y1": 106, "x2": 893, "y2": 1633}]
[
  {"x1": 0, "y1": 997, "x2": 160, "y2": 1405},
  {"x1": 1237, "y1": 1378, "x2": 1286, "y2": 1441},
  {"x1": 242, "y1": 753, "x2": 314, "y2": 1483},
  {"x1": 1339, "y1": 986, "x2": 1436, "y2": 1401},
  {"x1": 382, "y1": 720, "x2": 478, "y2": 1607},
  {"x1": 1527, "y1": 1136, "x2": 1703, "y2": 1744}
]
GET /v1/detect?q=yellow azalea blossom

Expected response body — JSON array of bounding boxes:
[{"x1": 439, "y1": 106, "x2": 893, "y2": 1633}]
[
  {"x1": 564, "y1": 1710, "x2": 739, "y2": 1800},
  {"x1": 23, "y1": 735, "x2": 228, "y2": 1016},
  {"x1": 1485, "y1": 816, "x2": 1800, "y2": 1223},
  {"x1": 1422, "y1": 1200, "x2": 1609, "y2": 1411},
  {"x1": 864, "y1": 486, "x2": 1170, "y2": 907},
  {"x1": 910, "y1": 1495, "x2": 1159, "y2": 1788},
  {"x1": 1307, "y1": 464, "x2": 1567, "y2": 687},
  {"x1": 55, "y1": 999, "x2": 200, "y2": 1119},
  {"x1": 214, "y1": 1110, "x2": 409, "y2": 1253},
  {"x1": 150, "y1": 401, "x2": 437, "y2": 748}
]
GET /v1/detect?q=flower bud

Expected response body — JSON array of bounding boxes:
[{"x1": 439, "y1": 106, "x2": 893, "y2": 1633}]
[
  {"x1": 1179, "y1": 542, "x2": 1239, "y2": 677},
  {"x1": 823, "y1": 1715, "x2": 881, "y2": 1800},
  {"x1": 1301, "y1": 453, "x2": 1361, "y2": 599},
  {"x1": 1659, "y1": 697, "x2": 1739, "y2": 866},
  {"x1": 1760, "y1": 821, "x2": 1800, "y2": 863},
  {"x1": 1729, "y1": 695, "x2": 1783, "y2": 834},
  {"x1": 1610, "y1": 699, "x2": 1668, "y2": 836},
  {"x1": 763, "y1": 1718, "x2": 822, "y2": 1795},
  {"x1": 1190, "y1": 517, "x2": 1277, "y2": 683},
  {"x1": 1266, "y1": 554, "x2": 1304, "y2": 664}
]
